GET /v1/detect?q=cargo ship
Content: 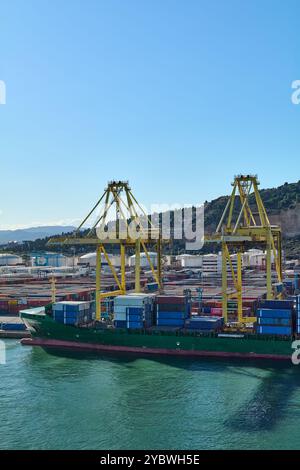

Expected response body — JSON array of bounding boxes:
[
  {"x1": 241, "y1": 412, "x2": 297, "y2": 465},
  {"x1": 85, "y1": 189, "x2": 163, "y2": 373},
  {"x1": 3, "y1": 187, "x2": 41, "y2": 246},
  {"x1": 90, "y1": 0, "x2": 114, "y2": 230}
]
[{"x1": 20, "y1": 295, "x2": 297, "y2": 362}]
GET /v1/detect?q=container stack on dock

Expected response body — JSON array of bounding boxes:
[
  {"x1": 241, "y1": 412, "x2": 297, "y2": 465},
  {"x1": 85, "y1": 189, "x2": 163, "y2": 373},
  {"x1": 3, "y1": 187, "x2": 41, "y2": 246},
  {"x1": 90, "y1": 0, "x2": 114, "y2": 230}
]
[
  {"x1": 52, "y1": 301, "x2": 93, "y2": 326},
  {"x1": 256, "y1": 300, "x2": 294, "y2": 336},
  {"x1": 0, "y1": 318, "x2": 26, "y2": 331},
  {"x1": 114, "y1": 294, "x2": 154, "y2": 329},
  {"x1": 155, "y1": 295, "x2": 190, "y2": 328}
]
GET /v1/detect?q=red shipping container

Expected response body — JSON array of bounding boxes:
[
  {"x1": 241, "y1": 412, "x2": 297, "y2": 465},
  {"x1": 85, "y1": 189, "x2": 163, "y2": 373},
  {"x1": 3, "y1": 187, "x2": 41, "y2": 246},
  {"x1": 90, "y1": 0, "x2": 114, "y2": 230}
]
[
  {"x1": 156, "y1": 295, "x2": 187, "y2": 305},
  {"x1": 210, "y1": 307, "x2": 223, "y2": 317}
]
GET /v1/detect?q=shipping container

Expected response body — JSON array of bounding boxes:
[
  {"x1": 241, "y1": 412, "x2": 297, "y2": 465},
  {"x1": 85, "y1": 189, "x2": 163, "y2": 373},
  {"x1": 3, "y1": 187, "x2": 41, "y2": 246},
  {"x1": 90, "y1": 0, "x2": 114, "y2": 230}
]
[
  {"x1": 256, "y1": 325, "x2": 292, "y2": 335},
  {"x1": 0, "y1": 322, "x2": 26, "y2": 331},
  {"x1": 127, "y1": 321, "x2": 143, "y2": 329},
  {"x1": 114, "y1": 320, "x2": 127, "y2": 328},
  {"x1": 157, "y1": 311, "x2": 186, "y2": 320},
  {"x1": 257, "y1": 317, "x2": 291, "y2": 326},
  {"x1": 155, "y1": 295, "x2": 187, "y2": 305},
  {"x1": 157, "y1": 303, "x2": 187, "y2": 313},
  {"x1": 185, "y1": 316, "x2": 224, "y2": 330},
  {"x1": 157, "y1": 318, "x2": 185, "y2": 327},
  {"x1": 259, "y1": 300, "x2": 294, "y2": 310},
  {"x1": 257, "y1": 309, "x2": 292, "y2": 319},
  {"x1": 127, "y1": 307, "x2": 144, "y2": 315}
]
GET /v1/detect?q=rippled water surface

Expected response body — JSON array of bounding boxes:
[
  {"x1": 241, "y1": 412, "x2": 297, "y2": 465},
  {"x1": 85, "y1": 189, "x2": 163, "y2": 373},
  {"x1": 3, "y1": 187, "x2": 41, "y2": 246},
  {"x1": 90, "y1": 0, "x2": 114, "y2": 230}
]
[{"x1": 1, "y1": 339, "x2": 300, "y2": 450}]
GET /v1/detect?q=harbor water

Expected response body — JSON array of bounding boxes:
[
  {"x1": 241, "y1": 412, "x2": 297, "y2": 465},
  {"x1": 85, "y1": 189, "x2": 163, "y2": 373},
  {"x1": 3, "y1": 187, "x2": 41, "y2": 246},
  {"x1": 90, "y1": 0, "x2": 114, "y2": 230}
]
[{"x1": 1, "y1": 339, "x2": 300, "y2": 450}]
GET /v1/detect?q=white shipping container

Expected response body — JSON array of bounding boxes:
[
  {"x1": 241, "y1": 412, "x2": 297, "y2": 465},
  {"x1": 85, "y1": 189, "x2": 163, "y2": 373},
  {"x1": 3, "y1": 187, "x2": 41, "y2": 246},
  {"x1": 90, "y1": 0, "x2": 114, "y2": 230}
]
[
  {"x1": 53, "y1": 303, "x2": 64, "y2": 311},
  {"x1": 114, "y1": 296, "x2": 148, "y2": 307},
  {"x1": 114, "y1": 312, "x2": 127, "y2": 321},
  {"x1": 53, "y1": 301, "x2": 90, "y2": 310},
  {"x1": 113, "y1": 306, "x2": 128, "y2": 314}
]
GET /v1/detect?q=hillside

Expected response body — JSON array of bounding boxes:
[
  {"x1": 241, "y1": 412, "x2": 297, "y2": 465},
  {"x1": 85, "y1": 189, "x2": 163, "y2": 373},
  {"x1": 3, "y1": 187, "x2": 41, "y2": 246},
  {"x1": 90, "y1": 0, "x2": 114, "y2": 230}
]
[
  {"x1": 2, "y1": 181, "x2": 300, "y2": 259},
  {"x1": 204, "y1": 181, "x2": 300, "y2": 236}
]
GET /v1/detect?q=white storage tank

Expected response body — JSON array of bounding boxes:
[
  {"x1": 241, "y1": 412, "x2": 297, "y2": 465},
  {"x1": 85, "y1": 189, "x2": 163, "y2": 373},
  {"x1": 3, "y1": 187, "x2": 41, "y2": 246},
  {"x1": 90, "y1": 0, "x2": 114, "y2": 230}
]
[
  {"x1": 31, "y1": 253, "x2": 72, "y2": 268},
  {"x1": 129, "y1": 252, "x2": 157, "y2": 268},
  {"x1": 78, "y1": 252, "x2": 124, "y2": 267},
  {"x1": 176, "y1": 254, "x2": 202, "y2": 268},
  {"x1": 0, "y1": 253, "x2": 23, "y2": 266}
]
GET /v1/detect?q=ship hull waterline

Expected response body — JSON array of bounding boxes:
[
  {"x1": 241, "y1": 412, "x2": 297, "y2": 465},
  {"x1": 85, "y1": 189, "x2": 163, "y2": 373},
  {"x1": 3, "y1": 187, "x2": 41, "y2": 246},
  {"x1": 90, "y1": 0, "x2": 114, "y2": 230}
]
[
  {"x1": 20, "y1": 311, "x2": 295, "y2": 363},
  {"x1": 21, "y1": 337, "x2": 291, "y2": 361}
]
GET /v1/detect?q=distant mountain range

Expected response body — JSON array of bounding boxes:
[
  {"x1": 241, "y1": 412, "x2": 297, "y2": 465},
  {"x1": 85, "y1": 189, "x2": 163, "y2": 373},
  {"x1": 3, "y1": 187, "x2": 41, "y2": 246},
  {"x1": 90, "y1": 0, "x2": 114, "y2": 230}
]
[{"x1": 0, "y1": 226, "x2": 76, "y2": 244}]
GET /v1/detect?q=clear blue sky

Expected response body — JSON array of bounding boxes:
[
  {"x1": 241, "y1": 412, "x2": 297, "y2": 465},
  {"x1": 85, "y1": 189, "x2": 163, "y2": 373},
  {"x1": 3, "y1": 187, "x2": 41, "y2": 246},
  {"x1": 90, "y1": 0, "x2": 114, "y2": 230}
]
[{"x1": 0, "y1": 0, "x2": 299, "y2": 229}]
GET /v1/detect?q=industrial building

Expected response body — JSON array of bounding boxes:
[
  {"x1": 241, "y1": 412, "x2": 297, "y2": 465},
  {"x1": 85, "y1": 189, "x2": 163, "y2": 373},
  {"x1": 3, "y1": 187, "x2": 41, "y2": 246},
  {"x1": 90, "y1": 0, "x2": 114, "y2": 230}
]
[
  {"x1": 0, "y1": 253, "x2": 23, "y2": 266},
  {"x1": 31, "y1": 252, "x2": 77, "y2": 268},
  {"x1": 202, "y1": 253, "x2": 238, "y2": 276}
]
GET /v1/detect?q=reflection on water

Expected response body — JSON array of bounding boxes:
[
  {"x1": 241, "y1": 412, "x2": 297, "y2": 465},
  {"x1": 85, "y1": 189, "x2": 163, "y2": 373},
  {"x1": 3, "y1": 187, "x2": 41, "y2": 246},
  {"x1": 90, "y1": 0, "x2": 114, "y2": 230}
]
[{"x1": 225, "y1": 368, "x2": 300, "y2": 432}]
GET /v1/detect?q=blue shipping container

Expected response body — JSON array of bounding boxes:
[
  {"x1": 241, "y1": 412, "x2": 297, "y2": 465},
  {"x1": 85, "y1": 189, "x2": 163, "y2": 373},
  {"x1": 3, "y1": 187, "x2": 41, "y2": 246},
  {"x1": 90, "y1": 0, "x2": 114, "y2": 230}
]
[
  {"x1": 157, "y1": 311, "x2": 186, "y2": 320},
  {"x1": 63, "y1": 318, "x2": 77, "y2": 325},
  {"x1": 127, "y1": 307, "x2": 144, "y2": 315},
  {"x1": 257, "y1": 309, "x2": 292, "y2": 319},
  {"x1": 259, "y1": 300, "x2": 294, "y2": 310},
  {"x1": 127, "y1": 321, "x2": 143, "y2": 329},
  {"x1": 53, "y1": 312, "x2": 64, "y2": 319},
  {"x1": 202, "y1": 307, "x2": 211, "y2": 314},
  {"x1": 257, "y1": 317, "x2": 291, "y2": 326},
  {"x1": 256, "y1": 325, "x2": 292, "y2": 335},
  {"x1": 115, "y1": 320, "x2": 127, "y2": 328},
  {"x1": 1, "y1": 323, "x2": 26, "y2": 331},
  {"x1": 157, "y1": 319, "x2": 185, "y2": 327},
  {"x1": 127, "y1": 314, "x2": 143, "y2": 322}
]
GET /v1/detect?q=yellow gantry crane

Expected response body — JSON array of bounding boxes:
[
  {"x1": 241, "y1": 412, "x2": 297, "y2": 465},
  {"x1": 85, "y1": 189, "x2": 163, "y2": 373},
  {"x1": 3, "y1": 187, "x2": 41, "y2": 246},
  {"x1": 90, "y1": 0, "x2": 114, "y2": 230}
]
[
  {"x1": 47, "y1": 181, "x2": 163, "y2": 320},
  {"x1": 207, "y1": 175, "x2": 282, "y2": 324}
]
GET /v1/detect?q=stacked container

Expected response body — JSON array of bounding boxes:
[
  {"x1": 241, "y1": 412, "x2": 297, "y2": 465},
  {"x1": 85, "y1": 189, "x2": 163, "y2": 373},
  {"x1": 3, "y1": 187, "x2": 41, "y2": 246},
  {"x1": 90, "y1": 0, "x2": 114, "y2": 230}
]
[
  {"x1": 114, "y1": 294, "x2": 154, "y2": 329},
  {"x1": 52, "y1": 301, "x2": 92, "y2": 326},
  {"x1": 99, "y1": 298, "x2": 113, "y2": 320},
  {"x1": 256, "y1": 299, "x2": 294, "y2": 336},
  {"x1": 155, "y1": 295, "x2": 190, "y2": 328},
  {"x1": 185, "y1": 316, "x2": 224, "y2": 331},
  {"x1": 146, "y1": 282, "x2": 159, "y2": 293},
  {"x1": 296, "y1": 295, "x2": 300, "y2": 334}
]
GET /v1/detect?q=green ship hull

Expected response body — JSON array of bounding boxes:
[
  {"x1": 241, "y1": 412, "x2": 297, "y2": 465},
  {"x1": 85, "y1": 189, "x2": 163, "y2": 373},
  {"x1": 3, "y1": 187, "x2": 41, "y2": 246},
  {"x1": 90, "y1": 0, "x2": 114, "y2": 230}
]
[{"x1": 20, "y1": 309, "x2": 294, "y2": 362}]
